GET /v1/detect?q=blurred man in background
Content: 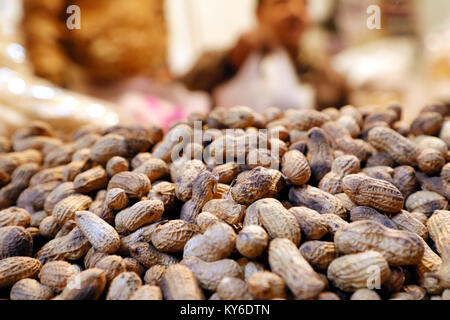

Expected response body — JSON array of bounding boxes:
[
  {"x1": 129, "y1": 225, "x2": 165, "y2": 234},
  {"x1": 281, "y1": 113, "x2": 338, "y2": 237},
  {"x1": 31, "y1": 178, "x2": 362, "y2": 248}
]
[{"x1": 182, "y1": 0, "x2": 349, "y2": 109}]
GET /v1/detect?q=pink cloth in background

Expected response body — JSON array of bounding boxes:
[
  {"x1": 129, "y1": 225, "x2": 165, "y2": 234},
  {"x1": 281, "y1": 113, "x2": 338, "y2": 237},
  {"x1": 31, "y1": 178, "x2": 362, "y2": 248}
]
[{"x1": 145, "y1": 95, "x2": 187, "y2": 132}]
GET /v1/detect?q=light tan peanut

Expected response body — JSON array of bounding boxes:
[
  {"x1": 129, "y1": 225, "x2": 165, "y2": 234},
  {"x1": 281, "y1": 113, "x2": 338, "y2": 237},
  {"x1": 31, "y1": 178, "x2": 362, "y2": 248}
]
[
  {"x1": 38, "y1": 216, "x2": 60, "y2": 238},
  {"x1": 427, "y1": 210, "x2": 450, "y2": 288},
  {"x1": 35, "y1": 227, "x2": 91, "y2": 264},
  {"x1": 62, "y1": 160, "x2": 92, "y2": 182},
  {"x1": 133, "y1": 158, "x2": 168, "y2": 182},
  {"x1": 144, "y1": 265, "x2": 167, "y2": 286},
  {"x1": 122, "y1": 258, "x2": 144, "y2": 277},
  {"x1": 319, "y1": 155, "x2": 360, "y2": 195},
  {"x1": 0, "y1": 226, "x2": 33, "y2": 259},
  {"x1": 52, "y1": 194, "x2": 92, "y2": 226},
  {"x1": 342, "y1": 174, "x2": 404, "y2": 213},
  {"x1": 350, "y1": 289, "x2": 381, "y2": 300},
  {"x1": 231, "y1": 167, "x2": 274, "y2": 206},
  {"x1": 181, "y1": 256, "x2": 243, "y2": 291},
  {"x1": 174, "y1": 160, "x2": 207, "y2": 202},
  {"x1": 289, "y1": 207, "x2": 329, "y2": 240},
  {"x1": 289, "y1": 109, "x2": 330, "y2": 131},
  {"x1": 442, "y1": 163, "x2": 450, "y2": 185},
  {"x1": 29, "y1": 166, "x2": 64, "y2": 187},
  {"x1": 391, "y1": 210, "x2": 428, "y2": 240},
  {"x1": 335, "y1": 193, "x2": 357, "y2": 211},
  {"x1": 418, "y1": 148, "x2": 446, "y2": 175},
  {"x1": 10, "y1": 278, "x2": 54, "y2": 300},
  {"x1": 0, "y1": 207, "x2": 31, "y2": 228},
  {"x1": 237, "y1": 258, "x2": 265, "y2": 282},
  {"x1": 335, "y1": 220, "x2": 425, "y2": 266},
  {"x1": 108, "y1": 172, "x2": 150, "y2": 199},
  {"x1": 55, "y1": 220, "x2": 77, "y2": 238},
  {"x1": 129, "y1": 285, "x2": 163, "y2": 300},
  {"x1": 212, "y1": 163, "x2": 241, "y2": 184},
  {"x1": 73, "y1": 167, "x2": 108, "y2": 194},
  {"x1": 43, "y1": 182, "x2": 76, "y2": 215},
  {"x1": 152, "y1": 124, "x2": 193, "y2": 162},
  {"x1": 289, "y1": 185, "x2": 347, "y2": 218},
  {"x1": 247, "y1": 271, "x2": 286, "y2": 300},
  {"x1": 252, "y1": 199, "x2": 301, "y2": 246},
  {"x1": 327, "y1": 251, "x2": 390, "y2": 292},
  {"x1": 281, "y1": 150, "x2": 311, "y2": 186},
  {"x1": 75, "y1": 211, "x2": 120, "y2": 253},
  {"x1": 216, "y1": 277, "x2": 253, "y2": 300},
  {"x1": 89, "y1": 134, "x2": 129, "y2": 165},
  {"x1": 39, "y1": 261, "x2": 78, "y2": 293},
  {"x1": 350, "y1": 206, "x2": 397, "y2": 229},
  {"x1": 414, "y1": 135, "x2": 448, "y2": 155},
  {"x1": 0, "y1": 257, "x2": 42, "y2": 289},
  {"x1": 183, "y1": 221, "x2": 236, "y2": 262},
  {"x1": 405, "y1": 191, "x2": 448, "y2": 216},
  {"x1": 131, "y1": 153, "x2": 152, "y2": 170},
  {"x1": 94, "y1": 255, "x2": 127, "y2": 282},
  {"x1": 105, "y1": 156, "x2": 129, "y2": 177},
  {"x1": 414, "y1": 237, "x2": 443, "y2": 294},
  {"x1": 268, "y1": 238, "x2": 326, "y2": 300},
  {"x1": 130, "y1": 242, "x2": 179, "y2": 268},
  {"x1": 54, "y1": 268, "x2": 105, "y2": 300},
  {"x1": 160, "y1": 264, "x2": 205, "y2": 300},
  {"x1": 236, "y1": 225, "x2": 269, "y2": 258},
  {"x1": 246, "y1": 148, "x2": 279, "y2": 169},
  {"x1": 316, "y1": 292, "x2": 341, "y2": 300},
  {"x1": 104, "y1": 188, "x2": 128, "y2": 211},
  {"x1": 148, "y1": 181, "x2": 177, "y2": 211},
  {"x1": 195, "y1": 212, "x2": 222, "y2": 233},
  {"x1": 106, "y1": 271, "x2": 141, "y2": 300},
  {"x1": 84, "y1": 248, "x2": 108, "y2": 269},
  {"x1": 115, "y1": 200, "x2": 164, "y2": 234},
  {"x1": 151, "y1": 220, "x2": 199, "y2": 253},
  {"x1": 221, "y1": 106, "x2": 255, "y2": 129},
  {"x1": 320, "y1": 214, "x2": 349, "y2": 236},
  {"x1": 307, "y1": 128, "x2": 333, "y2": 182},
  {"x1": 368, "y1": 127, "x2": 419, "y2": 166},
  {"x1": 299, "y1": 241, "x2": 337, "y2": 271}
]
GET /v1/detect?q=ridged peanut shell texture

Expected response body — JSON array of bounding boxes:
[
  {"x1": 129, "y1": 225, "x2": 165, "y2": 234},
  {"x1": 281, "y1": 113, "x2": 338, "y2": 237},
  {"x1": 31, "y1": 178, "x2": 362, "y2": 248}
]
[
  {"x1": 39, "y1": 261, "x2": 79, "y2": 293},
  {"x1": 0, "y1": 257, "x2": 42, "y2": 288},
  {"x1": 151, "y1": 220, "x2": 198, "y2": 252},
  {"x1": 368, "y1": 127, "x2": 418, "y2": 166},
  {"x1": 115, "y1": 200, "x2": 164, "y2": 234},
  {"x1": 108, "y1": 172, "x2": 151, "y2": 199},
  {"x1": 327, "y1": 251, "x2": 391, "y2": 292},
  {"x1": 342, "y1": 174, "x2": 404, "y2": 213},
  {"x1": 335, "y1": 220, "x2": 424, "y2": 266},
  {"x1": 268, "y1": 238, "x2": 325, "y2": 300},
  {"x1": 281, "y1": 150, "x2": 311, "y2": 185},
  {"x1": 75, "y1": 211, "x2": 121, "y2": 253}
]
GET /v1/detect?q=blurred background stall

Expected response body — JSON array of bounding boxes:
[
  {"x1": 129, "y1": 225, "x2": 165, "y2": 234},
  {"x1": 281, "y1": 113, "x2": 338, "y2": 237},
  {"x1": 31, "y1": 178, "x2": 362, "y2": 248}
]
[{"x1": 0, "y1": 0, "x2": 448, "y2": 132}]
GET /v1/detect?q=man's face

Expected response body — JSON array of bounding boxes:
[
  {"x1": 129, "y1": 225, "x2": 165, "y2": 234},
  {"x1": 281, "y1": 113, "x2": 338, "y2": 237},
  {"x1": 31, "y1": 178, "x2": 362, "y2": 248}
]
[{"x1": 258, "y1": 0, "x2": 309, "y2": 50}]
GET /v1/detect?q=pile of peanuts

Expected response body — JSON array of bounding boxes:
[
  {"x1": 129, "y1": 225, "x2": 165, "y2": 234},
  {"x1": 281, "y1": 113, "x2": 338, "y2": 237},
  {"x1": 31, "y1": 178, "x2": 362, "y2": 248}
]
[{"x1": 0, "y1": 103, "x2": 450, "y2": 300}]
